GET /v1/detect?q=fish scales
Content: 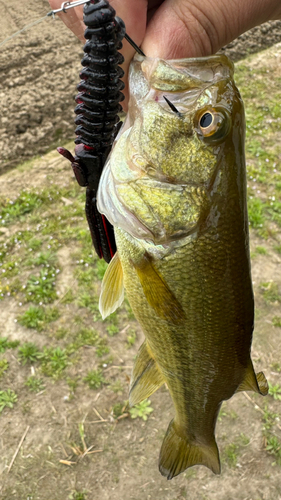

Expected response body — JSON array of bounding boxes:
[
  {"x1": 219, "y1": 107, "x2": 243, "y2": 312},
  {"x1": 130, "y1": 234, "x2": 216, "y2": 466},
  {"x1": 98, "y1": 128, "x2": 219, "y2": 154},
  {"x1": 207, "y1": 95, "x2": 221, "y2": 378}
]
[{"x1": 97, "y1": 54, "x2": 268, "y2": 479}]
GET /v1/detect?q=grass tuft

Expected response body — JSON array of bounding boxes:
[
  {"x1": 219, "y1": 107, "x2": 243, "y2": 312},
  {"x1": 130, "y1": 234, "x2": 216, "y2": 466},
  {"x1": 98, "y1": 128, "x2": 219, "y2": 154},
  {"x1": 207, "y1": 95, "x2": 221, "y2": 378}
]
[
  {"x1": 0, "y1": 337, "x2": 20, "y2": 353},
  {"x1": 18, "y1": 342, "x2": 41, "y2": 364},
  {"x1": 18, "y1": 305, "x2": 60, "y2": 331},
  {"x1": 260, "y1": 282, "x2": 281, "y2": 303},
  {"x1": 83, "y1": 369, "x2": 105, "y2": 389},
  {"x1": 0, "y1": 359, "x2": 9, "y2": 378},
  {"x1": 25, "y1": 376, "x2": 45, "y2": 393},
  {"x1": 25, "y1": 267, "x2": 59, "y2": 304},
  {"x1": 0, "y1": 389, "x2": 17, "y2": 412}
]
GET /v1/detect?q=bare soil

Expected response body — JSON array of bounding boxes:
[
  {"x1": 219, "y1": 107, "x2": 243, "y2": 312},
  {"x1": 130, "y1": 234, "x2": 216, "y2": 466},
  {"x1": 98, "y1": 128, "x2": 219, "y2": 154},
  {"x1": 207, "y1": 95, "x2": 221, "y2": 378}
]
[{"x1": 0, "y1": 0, "x2": 281, "y2": 171}]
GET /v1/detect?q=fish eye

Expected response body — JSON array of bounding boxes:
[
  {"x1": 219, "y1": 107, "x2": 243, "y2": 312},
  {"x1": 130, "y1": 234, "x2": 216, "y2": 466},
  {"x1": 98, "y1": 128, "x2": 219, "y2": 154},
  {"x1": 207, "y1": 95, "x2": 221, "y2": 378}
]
[
  {"x1": 200, "y1": 112, "x2": 214, "y2": 129},
  {"x1": 196, "y1": 107, "x2": 231, "y2": 142}
]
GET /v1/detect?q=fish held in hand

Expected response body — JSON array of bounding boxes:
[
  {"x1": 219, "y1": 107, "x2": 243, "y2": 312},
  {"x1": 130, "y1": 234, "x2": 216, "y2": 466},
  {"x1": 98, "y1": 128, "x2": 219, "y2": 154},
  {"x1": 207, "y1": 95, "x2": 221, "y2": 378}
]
[{"x1": 97, "y1": 54, "x2": 268, "y2": 479}]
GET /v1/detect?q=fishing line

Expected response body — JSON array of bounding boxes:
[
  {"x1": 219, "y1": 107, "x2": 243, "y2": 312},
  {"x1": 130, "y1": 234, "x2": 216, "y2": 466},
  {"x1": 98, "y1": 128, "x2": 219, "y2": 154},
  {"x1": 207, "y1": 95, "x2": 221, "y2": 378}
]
[
  {"x1": 0, "y1": 0, "x2": 145, "y2": 55},
  {"x1": 0, "y1": 14, "x2": 50, "y2": 47},
  {"x1": 0, "y1": 0, "x2": 89, "y2": 47}
]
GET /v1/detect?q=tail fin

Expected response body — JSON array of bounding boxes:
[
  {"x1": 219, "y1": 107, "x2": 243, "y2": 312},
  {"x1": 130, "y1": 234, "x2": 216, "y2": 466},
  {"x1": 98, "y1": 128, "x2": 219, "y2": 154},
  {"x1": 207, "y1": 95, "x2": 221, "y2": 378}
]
[{"x1": 159, "y1": 419, "x2": 221, "y2": 480}]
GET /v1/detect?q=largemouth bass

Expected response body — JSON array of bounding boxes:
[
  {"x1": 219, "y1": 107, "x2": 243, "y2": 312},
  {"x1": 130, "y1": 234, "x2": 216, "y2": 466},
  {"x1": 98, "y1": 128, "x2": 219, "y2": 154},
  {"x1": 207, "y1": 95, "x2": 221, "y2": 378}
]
[{"x1": 97, "y1": 54, "x2": 268, "y2": 479}]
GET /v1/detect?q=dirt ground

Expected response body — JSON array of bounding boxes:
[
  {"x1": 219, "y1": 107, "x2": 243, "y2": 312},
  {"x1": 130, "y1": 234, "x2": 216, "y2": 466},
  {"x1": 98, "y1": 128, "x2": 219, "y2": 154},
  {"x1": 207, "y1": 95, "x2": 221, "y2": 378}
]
[
  {"x1": 0, "y1": 0, "x2": 281, "y2": 171},
  {"x1": 0, "y1": 3, "x2": 281, "y2": 500}
]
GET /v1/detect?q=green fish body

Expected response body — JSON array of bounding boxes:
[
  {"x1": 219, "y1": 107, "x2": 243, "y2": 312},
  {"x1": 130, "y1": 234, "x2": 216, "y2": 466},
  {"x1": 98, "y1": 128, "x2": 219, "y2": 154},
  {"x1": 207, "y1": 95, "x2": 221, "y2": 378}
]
[{"x1": 97, "y1": 55, "x2": 268, "y2": 479}]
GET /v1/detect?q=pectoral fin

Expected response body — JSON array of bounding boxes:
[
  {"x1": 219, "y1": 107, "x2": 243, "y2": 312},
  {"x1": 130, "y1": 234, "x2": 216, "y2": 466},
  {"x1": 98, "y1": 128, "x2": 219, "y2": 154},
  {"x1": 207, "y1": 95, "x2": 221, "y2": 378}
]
[
  {"x1": 133, "y1": 254, "x2": 185, "y2": 324},
  {"x1": 159, "y1": 419, "x2": 221, "y2": 480},
  {"x1": 236, "y1": 361, "x2": 268, "y2": 396},
  {"x1": 99, "y1": 252, "x2": 124, "y2": 319},
  {"x1": 129, "y1": 341, "x2": 165, "y2": 407}
]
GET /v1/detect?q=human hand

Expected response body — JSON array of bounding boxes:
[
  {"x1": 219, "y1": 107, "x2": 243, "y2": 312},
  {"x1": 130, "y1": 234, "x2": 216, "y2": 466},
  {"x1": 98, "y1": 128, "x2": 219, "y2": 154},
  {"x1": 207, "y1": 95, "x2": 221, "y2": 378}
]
[{"x1": 48, "y1": 0, "x2": 281, "y2": 109}]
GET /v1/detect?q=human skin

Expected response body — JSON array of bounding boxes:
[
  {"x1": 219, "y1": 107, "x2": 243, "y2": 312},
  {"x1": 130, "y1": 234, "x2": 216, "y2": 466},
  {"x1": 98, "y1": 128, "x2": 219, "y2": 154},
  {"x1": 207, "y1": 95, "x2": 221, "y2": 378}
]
[{"x1": 48, "y1": 0, "x2": 281, "y2": 108}]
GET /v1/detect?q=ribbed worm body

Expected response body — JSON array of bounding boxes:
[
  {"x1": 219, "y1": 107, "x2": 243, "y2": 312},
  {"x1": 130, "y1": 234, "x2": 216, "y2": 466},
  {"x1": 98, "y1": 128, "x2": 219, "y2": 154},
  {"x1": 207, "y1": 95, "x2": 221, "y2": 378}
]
[{"x1": 59, "y1": 0, "x2": 125, "y2": 262}]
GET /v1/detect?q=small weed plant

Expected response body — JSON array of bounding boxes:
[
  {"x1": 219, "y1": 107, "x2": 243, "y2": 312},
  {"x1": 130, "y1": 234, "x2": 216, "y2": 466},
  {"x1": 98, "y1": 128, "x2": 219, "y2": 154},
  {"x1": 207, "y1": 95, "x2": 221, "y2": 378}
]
[
  {"x1": 18, "y1": 305, "x2": 59, "y2": 331},
  {"x1": 129, "y1": 399, "x2": 154, "y2": 421},
  {"x1": 272, "y1": 316, "x2": 281, "y2": 328},
  {"x1": 0, "y1": 389, "x2": 17, "y2": 412},
  {"x1": 0, "y1": 337, "x2": 19, "y2": 353},
  {"x1": 112, "y1": 401, "x2": 129, "y2": 419},
  {"x1": 40, "y1": 347, "x2": 68, "y2": 378},
  {"x1": 25, "y1": 267, "x2": 59, "y2": 304},
  {"x1": 83, "y1": 369, "x2": 105, "y2": 389},
  {"x1": 0, "y1": 359, "x2": 9, "y2": 377},
  {"x1": 25, "y1": 376, "x2": 45, "y2": 392},
  {"x1": 223, "y1": 443, "x2": 239, "y2": 467},
  {"x1": 268, "y1": 382, "x2": 281, "y2": 401},
  {"x1": 266, "y1": 436, "x2": 281, "y2": 466},
  {"x1": 18, "y1": 342, "x2": 41, "y2": 364},
  {"x1": 260, "y1": 282, "x2": 281, "y2": 304}
]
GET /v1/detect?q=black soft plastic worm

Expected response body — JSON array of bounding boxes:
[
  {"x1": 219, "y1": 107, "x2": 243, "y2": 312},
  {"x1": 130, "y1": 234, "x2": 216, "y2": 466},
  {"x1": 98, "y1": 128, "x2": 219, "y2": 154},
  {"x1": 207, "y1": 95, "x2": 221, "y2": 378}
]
[{"x1": 58, "y1": 0, "x2": 126, "y2": 263}]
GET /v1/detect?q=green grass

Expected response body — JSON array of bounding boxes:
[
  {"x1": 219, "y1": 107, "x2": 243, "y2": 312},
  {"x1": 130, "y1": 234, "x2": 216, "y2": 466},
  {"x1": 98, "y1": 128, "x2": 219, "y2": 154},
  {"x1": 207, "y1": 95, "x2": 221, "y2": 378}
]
[
  {"x1": 112, "y1": 401, "x2": 129, "y2": 419},
  {"x1": 27, "y1": 237, "x2": 43, "y2": 251},
  {"x1": 0, "y1": 337, "x2": 20, "y2": 353},
  {"x1": 255, "y1": 246, "x2": 267, "y2": 255},
  {"x1": 40, "y1": 347, "x2": 68, "y2": 378},
  {"x1": 235, "y1": 63, "x2": 281, "y2": 239},
  {"x1": 25, "y1": 267, "x2": 59, "y2": 304},
  {"x1": 66, "y1": 328, "x2": 100, "y2": 353},
  {"x1": 272, "y1": 316, "x2": 281, "y2": 328},
  {"x1": 25, "y1": 376, "x2": 45, "y2": 393},
  {"x1": 106, "y1": 324, "x2": 119, "y2": 336},
  {"x1": 18, "y1": 342, "x2": 41, "y2": 364},
  {"x1": 0, "y1": 389, "x2": 17, "y2": 412},
  {"x1": 247, "y1": 197, "x2": 266, "y2": 229},
  {"x1": 0, "y1": 359, "x2": 9, "y2": 378},
  {"x1": 95, "y1": 339, "x2": 109, "y2": 358},
  {"x1": 69, "y1": 490, "x2": 88, "y2": 500},
  {"x1": 83, "y1": 369, "x2": 105, "y2": 389},
  {"x1": 0, "y1": 191, "x2": 44, "y2": 224},
  {"x1": 109, "y1": 380, "x2": 124, "y2": 394},
  {"x1": 274, "y1": 245, "x2": 281, "y2": 255},
  {"x1": 260, "y1": 282, "x2": 281, "y2": 303},
  {"x1": 0, "y1": 259, "x2": 20, "y2": 278},
  {"x1": 26, "y1": 250, "x2": 57, "y2": 267},
  {"x1": 18, "y1": 305, "x2": 60, "y2": 331},
  {"x1": 126, "y1": 329, "x2": 136, "y2": 348},
  {"x1": 268, "y1": 382, "x2": 281, "y2": 401},
  {"x1": 262, "y1": 405, "x2": 279, "y2": 432},
  {"x1": 238, "y1": 433, "x2": 250, "y2": 446},
  {"x1": 270, "y1": 363, "x2": 281, "y2": 373},
  {"x1": 265, "y1": 436, "x2": 281, "y2": 466},
  {"x1": 222, "y1": 443, "x2": 239, "y2": 468}
]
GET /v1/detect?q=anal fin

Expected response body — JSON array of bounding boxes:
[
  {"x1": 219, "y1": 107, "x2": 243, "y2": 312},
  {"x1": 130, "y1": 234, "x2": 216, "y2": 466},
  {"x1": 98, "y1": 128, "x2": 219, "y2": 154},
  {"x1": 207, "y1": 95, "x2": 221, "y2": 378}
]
[
  {"x1": 129, "y1": 341, "x2": 165, "y2": 407},
  {"x1": 236, "y1": 360, "x2": 268, "y2": 396},
  {"x1": 99, "y1": 251, "x2": 124, "y2": 319},
  {"x1": 133, "y1": 253, "x2": 185, "y2": 324},
  {"x1": 159, "y1": 419, "x2": 221, "y2": 480}
]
